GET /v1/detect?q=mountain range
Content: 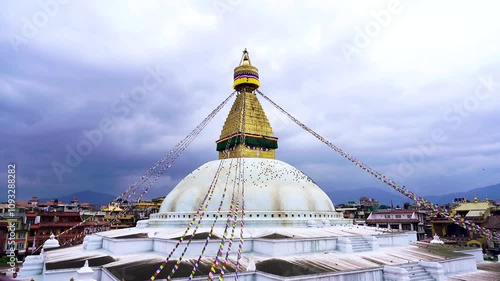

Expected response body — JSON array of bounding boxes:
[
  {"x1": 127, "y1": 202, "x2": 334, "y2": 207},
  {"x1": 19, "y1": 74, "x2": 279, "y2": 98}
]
[
  {"x1": 36, "y1": 183, "x2": 500, "y2": 207},
  {"x1": 328, "y1": 183, "x2": 500, "y2": 206}
]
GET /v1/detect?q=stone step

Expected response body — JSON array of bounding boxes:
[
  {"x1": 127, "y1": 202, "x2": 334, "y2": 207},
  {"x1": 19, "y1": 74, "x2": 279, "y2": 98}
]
[
  {"x1": 405, "y1": 267, "x2": 426, "y2": 272},
  {"x1": 351, "y1": 244, "x2": 371, "y2": 247},
  {"x1": 351, "y1": 244, "x2": 371, "y2": 248},
  {"x1": 398, "y1": 264, "x2": 435, "y2": 281},
  {"x1": 408, "y1": 270, "x2": 427, "y2": 276},
  {"x1": 409, "y1": 275, "x2": 433, "y2": 280},
  {"x1": 352, "y1": 247, "x2": 372, "y2": 252},
  {"x1": 352, "y1": 247, "x2": 372, "y2": 251},
  {"x1": 348, "y1": 236, "x2": 372, "y2": 252},
  {"x1": 409, "y1": 271, "x2": 431, "y2": 277},
  {"x1": 410, "y1": 276, "x2": 434, "y2": 281},
  {"x1": 349, "y1": 237, "x2": 366, "y2": 241},
  {"x1": 350, "y1": 241, "x2": 368, "y2": 245}
]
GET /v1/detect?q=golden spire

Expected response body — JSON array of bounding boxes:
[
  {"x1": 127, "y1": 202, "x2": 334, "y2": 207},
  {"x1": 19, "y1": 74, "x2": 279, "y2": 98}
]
[{"x1": 216, "y1": 49, "x2": 278, "y2": 159}]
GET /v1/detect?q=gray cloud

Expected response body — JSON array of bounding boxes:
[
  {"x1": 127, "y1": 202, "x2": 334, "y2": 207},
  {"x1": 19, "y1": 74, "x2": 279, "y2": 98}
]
[{"x1": 1, "y1": 0, "x2": 499, "y2": 203}]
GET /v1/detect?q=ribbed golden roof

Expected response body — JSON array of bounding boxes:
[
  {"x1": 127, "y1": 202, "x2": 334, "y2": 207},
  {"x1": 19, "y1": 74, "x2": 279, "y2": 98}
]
[{"x1": 454, "y1": 201, "x2": 496, "y2": 211}]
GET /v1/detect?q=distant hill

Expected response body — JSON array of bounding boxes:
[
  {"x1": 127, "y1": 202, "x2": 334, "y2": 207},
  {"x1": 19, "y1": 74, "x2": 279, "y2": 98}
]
[
  {"x1": 327, "y1": 188, "x2": 409, "y2": 206},
  {"x1": 328, "y1": 183, "x2": 500, "y2": 206},
  {"x1": 39, "y1": 190, "x2": 116, "y2": 206},
  {"x1": 35, "y1": 183, "x2": 500, "y2": 208},
  {"x1": 423, "y1": 183, "x2": 500, "y2": 205}
]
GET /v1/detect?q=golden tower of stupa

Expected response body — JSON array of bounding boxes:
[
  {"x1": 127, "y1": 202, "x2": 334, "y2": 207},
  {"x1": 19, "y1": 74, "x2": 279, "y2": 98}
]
[{"x1": 215, "y1": 49, "x2": 278, "y2": 159}]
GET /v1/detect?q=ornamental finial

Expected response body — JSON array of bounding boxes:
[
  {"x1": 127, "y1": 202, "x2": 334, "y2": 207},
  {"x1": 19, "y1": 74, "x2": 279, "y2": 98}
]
[
  {"x1": 233, "y1": 48, "x2": 260, "y2": 90},
  {"x1": 239, "y1": 48, "x2": 251, "y2": 66}
]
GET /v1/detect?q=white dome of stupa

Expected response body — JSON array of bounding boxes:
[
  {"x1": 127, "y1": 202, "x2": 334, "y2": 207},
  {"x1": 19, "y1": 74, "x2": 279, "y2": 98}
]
[
  {"x1": 148, "y1": 158, "x2": 345, "y2": 228},
  {"x1": 160, "y1": 158, "x2": 335, "y2": 213}
]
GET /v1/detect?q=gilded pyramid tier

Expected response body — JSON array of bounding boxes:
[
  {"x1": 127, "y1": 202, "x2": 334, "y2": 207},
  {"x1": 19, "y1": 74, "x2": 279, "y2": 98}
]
[{"x1": 216, "y1": 90, "x2": 278, "y2": 159}]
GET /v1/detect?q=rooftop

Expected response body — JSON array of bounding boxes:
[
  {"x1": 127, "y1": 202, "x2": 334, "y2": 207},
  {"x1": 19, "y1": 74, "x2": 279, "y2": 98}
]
[
  {"x1": 454, "y1": 201, "x2": 496, "y2": 211},
  {"x1": 371, "y1": 209, "x2": 419, "y2": 214},
  {"x1": 95, "y1": 225, "x2": 396, "y2": 240},
  {"x1": 40, "y1": 240, "x2": 480, "y2": 281},
  {"x1": 482, "y1": 214, "x2": 500, "y2": 229},
  {"x1": 366, "y1": 219, "x2": 419, "y2": 224}
]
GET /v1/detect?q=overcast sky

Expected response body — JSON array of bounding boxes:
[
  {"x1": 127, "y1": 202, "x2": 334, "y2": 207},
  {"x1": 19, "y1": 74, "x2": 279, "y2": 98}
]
[{"x1": 1, "y1": 0, "x2": 499, "y2": 202}]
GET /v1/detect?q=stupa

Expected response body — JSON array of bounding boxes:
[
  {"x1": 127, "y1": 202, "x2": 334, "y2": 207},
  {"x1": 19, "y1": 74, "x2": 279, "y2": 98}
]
[
  {"x1": 20, "y1": 49, "x2": 486, "y2": 281},
  {"x1": 151, "y1": 49, "x2": 343, "y2": 229}
]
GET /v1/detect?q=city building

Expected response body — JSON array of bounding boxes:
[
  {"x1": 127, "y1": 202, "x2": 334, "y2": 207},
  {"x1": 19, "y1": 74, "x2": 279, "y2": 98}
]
[
  {"x1": 431, "y1": 196, "x2": 497, "y2": 248},
  {"x1": 0, "y1": 214, "x2": 29, "y2": 259},
  {"x1": 133, "y1": 197, "x2": 164, "y2": 220},
  {"x1": 360, "y1": 196, "x2": 379, "y2": 209},
  {"x1": 482, "y1": 210, "x2": 500, "y2": 256},
  {"x1": 366, "y1": 209, "x2": 427, "y2": 240},
  {"x1": 101, "y1": 202, "x2": 136, "y2": 229},
  {"x1": 0, "y1": 204, "x2": 29, "y2": 259},
  {"x1": 336, "y1": 197, "x2": 382, "y2": 225},
  {"x1": 25, "y1": 212, "x2": 88, "y2": 253}
]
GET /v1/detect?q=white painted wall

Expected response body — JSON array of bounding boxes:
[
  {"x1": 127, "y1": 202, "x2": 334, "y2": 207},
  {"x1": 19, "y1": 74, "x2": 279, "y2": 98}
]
[
  {"x1": 439, "y1": 256, "x2": 477, "y2": 275},
  {"x1": 253, "y1": 237, "x2": 337, "y2": 256},
  {"x1": 375, "y1": 234, "x2": 410, "y2": 246},
  {"x1": 454, "y1": 248, "x2": 483, "y2": 263},
  {"x1": 42, "y1": 267, "x2": 102, "y2": 281},
  {"x1": 255, "y1": 268, "x2": 384, "y2": 281},
  {"x1": 152, "y1": 238, "x2": 243, "y2": 259},
  {"x1": 102, "y1": 238, "x2": 153, "y2": 254}
]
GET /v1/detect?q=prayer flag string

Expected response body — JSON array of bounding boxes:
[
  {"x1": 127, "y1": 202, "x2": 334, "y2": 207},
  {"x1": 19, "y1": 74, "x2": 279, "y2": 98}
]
[{"x1": 257, "y1": 89, "x2": 498, "y2": 241}]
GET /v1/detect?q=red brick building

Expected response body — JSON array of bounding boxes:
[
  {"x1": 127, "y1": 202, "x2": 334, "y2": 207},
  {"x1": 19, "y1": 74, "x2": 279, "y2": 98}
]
[{"x1": 26, "y1": 212, "x2": 89, "y2": 253}]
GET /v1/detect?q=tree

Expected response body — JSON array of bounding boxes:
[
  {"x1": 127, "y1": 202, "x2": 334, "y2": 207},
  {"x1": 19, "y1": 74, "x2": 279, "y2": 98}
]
[{"x1": 403, "y1": 202, "x2": 411, "y2": 209}]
